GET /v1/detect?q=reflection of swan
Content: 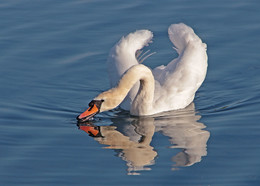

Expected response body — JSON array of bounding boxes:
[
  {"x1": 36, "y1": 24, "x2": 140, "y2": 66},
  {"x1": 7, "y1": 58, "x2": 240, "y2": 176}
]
[
  {"x1": 79, "y1": 103, "x2": 210, "y2": 175},
  {"x1": 77, "y1": 23, "x2": 207, "y2": 122},
  {"x1": 154, "y1": 103, "x2": 210, "y2": 168},
  {"x1": 96, "y1": 117, "x2": 157, "y2": 175},
  {"x1": 79, "y1": 117, "x2": 157, "y2": 175}
]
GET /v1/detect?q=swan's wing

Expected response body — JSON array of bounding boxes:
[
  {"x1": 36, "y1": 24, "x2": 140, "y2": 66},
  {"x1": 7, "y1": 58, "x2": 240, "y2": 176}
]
[
  {"x1": 107, "y1": 30, "x2": 153, "y2": 110},
  {"x1": 153, "y1": 23, "x2": 208, "y2": 111},
  {"x1": 107, "y1": 30, "x2": 153, "y2": 86}
]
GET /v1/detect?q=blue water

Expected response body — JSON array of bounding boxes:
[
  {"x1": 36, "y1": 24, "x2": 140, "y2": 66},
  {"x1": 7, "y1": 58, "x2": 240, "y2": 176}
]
[{"x1": 1, "y1": 0, "x2": 260, "y2": 185}]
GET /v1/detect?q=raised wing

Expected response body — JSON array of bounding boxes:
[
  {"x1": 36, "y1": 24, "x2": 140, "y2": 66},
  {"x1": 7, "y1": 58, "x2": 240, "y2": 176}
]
[
  {"x1": 153, "y1": 23, "x2": 208, "y2": 112},
  {"x1": 107, "y1": 30, "x2": 153, "y2": 110}
]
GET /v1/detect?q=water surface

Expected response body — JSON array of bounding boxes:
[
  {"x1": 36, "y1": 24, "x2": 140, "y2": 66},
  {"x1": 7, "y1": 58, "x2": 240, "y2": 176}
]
[{"x1": 1, "y1": 0, "x2": 260, "y2": 185}]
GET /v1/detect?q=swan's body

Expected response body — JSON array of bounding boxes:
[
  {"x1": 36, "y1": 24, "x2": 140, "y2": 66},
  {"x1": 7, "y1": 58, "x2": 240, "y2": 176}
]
[{"x1": 77, "y1": 23, "x2": 207, "y2": 121}]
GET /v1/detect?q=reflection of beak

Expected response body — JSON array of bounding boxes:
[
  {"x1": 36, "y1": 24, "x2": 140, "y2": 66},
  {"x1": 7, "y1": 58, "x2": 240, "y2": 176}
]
[
  {"x1": 77, "y1": 104, "x2": 99, "y2": 122},
  {"x1": 79, "y1": 125, "x2": 102, "y2": 137}
]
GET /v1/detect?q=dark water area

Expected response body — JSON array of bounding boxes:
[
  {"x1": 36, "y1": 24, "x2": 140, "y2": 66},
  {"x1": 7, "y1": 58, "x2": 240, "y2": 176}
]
[{"x1": 1, "y1": 0, "x2": 260, "y2": 185}]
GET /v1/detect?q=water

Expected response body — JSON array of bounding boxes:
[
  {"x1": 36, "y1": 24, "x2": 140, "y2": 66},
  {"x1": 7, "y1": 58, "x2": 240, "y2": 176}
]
[{"x1": 1, "y1": 0, "x2": 260, "y2": 185}]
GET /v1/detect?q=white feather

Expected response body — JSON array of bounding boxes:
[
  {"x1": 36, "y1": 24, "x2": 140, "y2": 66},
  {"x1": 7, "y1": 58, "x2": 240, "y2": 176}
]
[
  {"x1": 107, "y1": 30, "x2": 153, "y2": 110},
  {"x1": 104, "y1": 23, "x2": 207, "y2": 115}
]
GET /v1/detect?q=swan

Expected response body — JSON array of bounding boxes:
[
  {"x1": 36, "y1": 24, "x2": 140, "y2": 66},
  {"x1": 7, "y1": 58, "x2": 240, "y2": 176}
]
[{"x1": 77, "y1": 23, "x2": 207, "y2": 122}]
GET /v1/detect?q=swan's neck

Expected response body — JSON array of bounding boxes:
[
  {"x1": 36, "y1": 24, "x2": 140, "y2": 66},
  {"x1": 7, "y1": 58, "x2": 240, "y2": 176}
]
[
  {"x1": 129, "y1": 69, "x2": 154, "y2": 115},
  {"x1": 95, "y1": 64, "x2": 155, "y2": 115},
  {"x1": 118, "y1": 64, "x2": 155, "y2": 115}
]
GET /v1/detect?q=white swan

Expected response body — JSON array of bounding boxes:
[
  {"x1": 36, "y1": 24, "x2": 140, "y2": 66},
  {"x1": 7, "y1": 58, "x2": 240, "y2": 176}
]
[{"x1": 77, "y1": 23, "x2": 207, "y2": 122}]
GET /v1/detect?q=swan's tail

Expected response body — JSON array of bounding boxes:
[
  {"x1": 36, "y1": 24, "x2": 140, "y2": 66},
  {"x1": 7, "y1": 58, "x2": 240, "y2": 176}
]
[{"x1": 168, "y1": 23, "x2": 207, "y2": 54}]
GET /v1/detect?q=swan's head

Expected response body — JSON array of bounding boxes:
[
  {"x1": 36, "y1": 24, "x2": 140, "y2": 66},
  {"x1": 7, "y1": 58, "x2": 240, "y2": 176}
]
[
  {"x1": 77, "y1": 89, "x2": 125, "y2": 122},
  {"x1": 77, "y1": 99, "x2": 104, "y2": 122}
]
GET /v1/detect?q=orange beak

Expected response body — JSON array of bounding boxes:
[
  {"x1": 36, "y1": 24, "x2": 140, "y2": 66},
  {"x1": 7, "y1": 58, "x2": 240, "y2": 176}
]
[{"x1": 77, "y1": 104, "x2": 99, "y2": 122}]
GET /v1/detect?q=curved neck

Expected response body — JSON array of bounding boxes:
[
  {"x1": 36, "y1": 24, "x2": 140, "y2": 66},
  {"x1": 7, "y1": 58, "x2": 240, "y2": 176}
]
[
  {"x1": 126, "y1": 66, "x2": 155, "y2": 115},
  {"x1": 119, "y1": 64, "x2": 155, "y2": 115},
  {"x1": 96, "y1": 64, "x2": 154, "y2": 115}
]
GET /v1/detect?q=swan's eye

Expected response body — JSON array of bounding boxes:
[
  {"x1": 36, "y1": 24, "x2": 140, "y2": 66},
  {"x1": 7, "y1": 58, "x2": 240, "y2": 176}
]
[
  {"x1": 88, "y1": 101, "x2": 95, "y2": 110},
  {"x1": 87, "y1": 100, "x2": 104, "y2": 112}
]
